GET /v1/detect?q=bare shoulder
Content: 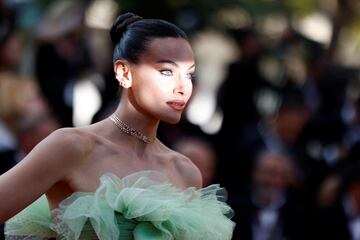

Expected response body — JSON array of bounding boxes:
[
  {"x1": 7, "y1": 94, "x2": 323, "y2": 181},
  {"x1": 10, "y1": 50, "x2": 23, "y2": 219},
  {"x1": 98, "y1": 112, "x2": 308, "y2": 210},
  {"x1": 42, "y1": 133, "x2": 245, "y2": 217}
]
[
  {"x1": 171, "y1": 150, "x2": 203, "y2": 188},
  {"x1": 156, "y1": 141, "x2": 202, "y2": 188},
  {"x1": 0, "y1": 127, "x2": 95, "y2": 221},
  {"x1": 46, "y1": 128, "x2": 92, "y2": 150},
  {"x1": 42, "y1": 128, "x2": 88, "y2": 151},
  {"x1": 31, "y1": 127, "x2": 94, "y2": 166}
]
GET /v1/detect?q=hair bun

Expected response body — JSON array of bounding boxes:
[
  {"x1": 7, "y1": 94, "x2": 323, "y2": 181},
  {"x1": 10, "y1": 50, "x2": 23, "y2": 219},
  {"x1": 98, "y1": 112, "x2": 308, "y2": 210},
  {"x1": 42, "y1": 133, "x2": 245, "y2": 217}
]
[{"x1": 110, "y1": 12, "x2": 143, "y2": 44}]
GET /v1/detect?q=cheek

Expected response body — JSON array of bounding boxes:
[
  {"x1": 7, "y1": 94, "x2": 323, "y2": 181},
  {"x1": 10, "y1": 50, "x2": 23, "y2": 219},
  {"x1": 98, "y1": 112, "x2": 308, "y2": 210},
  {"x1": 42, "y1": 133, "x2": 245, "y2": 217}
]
[
  {"x1": 186, "y1": 81, "x2": 193, "y2": 99},
  {"x1": 132, "y1": 79, "x2": 167, "y2": 112},
  {"x1": 133, "y1": 71, "x2": 160, "y2": 96},
  {"x1": 136, "y1": 86, "x2": 162, "y2": 106}
]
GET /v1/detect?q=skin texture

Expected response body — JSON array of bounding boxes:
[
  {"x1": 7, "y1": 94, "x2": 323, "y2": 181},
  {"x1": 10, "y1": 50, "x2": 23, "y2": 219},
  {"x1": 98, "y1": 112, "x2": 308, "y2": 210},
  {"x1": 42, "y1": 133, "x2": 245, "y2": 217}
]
[{"x1": 0, "y1": 37, "x2": 202, "y2": 223}]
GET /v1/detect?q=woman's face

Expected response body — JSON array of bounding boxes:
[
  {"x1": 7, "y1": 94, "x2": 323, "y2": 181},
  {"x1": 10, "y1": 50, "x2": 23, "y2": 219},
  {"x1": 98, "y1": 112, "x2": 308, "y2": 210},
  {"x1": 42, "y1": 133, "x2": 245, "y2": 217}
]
[{"x1": 129, "y1": 37, "x2": 195, "y2": 124}]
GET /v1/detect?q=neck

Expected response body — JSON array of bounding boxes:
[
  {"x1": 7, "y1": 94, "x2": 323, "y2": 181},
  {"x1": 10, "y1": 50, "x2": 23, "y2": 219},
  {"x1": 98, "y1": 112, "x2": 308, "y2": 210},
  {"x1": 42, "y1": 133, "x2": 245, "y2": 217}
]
[
  {"x1": 110, "y1": 114, "x2": 155, "y2": 143},
  {"x1": 113, "y1": 97, "x2": 159, "y2": 142}
]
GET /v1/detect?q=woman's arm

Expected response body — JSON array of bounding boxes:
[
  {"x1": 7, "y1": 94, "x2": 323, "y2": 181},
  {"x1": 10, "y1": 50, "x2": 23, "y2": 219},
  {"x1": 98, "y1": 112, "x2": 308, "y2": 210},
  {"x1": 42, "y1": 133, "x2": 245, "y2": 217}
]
[{"x1": 0, "y1": 128, "x2": 84, "y2": 223}]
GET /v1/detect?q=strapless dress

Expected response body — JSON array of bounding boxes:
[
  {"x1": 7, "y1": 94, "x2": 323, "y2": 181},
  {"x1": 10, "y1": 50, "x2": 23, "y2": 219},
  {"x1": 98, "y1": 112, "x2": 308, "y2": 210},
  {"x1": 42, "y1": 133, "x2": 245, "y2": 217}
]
[{"x1": 5, "y1": 171, "x2": 235, "y2": 240}]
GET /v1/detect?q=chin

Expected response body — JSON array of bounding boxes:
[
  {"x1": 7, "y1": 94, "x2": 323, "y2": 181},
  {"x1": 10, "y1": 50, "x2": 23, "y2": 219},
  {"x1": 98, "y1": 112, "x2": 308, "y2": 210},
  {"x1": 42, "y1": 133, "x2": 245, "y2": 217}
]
[
  {"x1": 163, "y1": 114, "x2": 182, "y2": 124},
  {"x1": 158, "y1": 110, "x2": 183, "y2": 124},
  {"x1": 165, "y1": 118, "x2": 181, "y2": 125}
]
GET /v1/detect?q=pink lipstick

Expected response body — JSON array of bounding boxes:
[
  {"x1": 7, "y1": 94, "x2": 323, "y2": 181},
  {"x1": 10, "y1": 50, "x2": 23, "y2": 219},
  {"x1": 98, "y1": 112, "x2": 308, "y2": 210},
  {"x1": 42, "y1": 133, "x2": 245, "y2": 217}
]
[{"x1": 167, "y1": 100, "x2": 186, "y2": 111}]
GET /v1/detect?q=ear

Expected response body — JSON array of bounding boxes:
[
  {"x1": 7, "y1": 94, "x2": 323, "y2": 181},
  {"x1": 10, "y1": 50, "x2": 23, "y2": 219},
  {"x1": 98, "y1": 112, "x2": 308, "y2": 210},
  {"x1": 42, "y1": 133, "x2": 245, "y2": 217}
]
[{"x1": 114, "y1": 60, "x2": 132, "y2": 88}]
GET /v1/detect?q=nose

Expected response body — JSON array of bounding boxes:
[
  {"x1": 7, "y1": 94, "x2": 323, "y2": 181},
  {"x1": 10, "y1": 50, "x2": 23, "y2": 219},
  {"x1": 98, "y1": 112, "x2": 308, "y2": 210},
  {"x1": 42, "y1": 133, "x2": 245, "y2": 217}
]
[
  {"x1": 174, "y1": 86, "x2": 184, "y2": 95},
  {"x1": 173, "y1": 74, "x2": 191, "y2": 96}
]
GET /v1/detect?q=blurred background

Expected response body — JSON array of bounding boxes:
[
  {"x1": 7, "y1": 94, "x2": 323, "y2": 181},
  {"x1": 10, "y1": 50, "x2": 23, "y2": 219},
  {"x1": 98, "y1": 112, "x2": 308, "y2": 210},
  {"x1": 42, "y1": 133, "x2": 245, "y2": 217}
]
[{"x1": 1, "y1": 0, "x2": 360, "y2": 239}]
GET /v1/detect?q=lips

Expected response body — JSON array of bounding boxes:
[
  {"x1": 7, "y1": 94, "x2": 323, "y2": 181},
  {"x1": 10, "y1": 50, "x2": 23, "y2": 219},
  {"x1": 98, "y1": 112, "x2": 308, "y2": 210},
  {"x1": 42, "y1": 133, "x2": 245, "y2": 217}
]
[{"x1": 166, "y1": 100, "x2": 186, "y2": 111}]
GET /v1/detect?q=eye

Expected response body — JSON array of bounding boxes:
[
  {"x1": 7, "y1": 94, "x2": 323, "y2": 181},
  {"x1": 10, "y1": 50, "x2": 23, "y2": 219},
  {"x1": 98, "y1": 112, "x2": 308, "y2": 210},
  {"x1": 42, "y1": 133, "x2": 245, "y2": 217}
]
[
  {"x1": 160, "y1": 69, "x2": 173, "y2": 76},
  {"x1": 187, "y1": 73, "x2": 196, "y2": 81}
]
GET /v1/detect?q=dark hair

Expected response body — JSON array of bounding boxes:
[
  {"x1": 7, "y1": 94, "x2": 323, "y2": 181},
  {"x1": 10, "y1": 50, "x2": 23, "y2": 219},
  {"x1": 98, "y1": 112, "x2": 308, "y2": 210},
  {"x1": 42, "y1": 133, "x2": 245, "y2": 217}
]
[{"x1": 110, "y1": 12, "x2": 188, "y2": 64}]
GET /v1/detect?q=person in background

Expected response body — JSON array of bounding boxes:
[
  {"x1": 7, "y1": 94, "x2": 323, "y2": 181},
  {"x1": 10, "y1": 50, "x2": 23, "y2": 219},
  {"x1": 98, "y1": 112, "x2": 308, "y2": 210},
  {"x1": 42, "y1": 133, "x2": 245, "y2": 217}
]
[
  {"x1": 0, "y1": 74, "x2": 58, "y2": 239},
  {"x1": 314, "y1": 140, "x2": 360, "y2": 240},
  {"x1": 232, "y1": 150, "x2": 306, "y2": 240},
  {"x1": 34, "y1": 0, "x2": 95, "y2": 127},
  {"x1": 0, "y1": 3, "x2": 27, "y2": 237}
]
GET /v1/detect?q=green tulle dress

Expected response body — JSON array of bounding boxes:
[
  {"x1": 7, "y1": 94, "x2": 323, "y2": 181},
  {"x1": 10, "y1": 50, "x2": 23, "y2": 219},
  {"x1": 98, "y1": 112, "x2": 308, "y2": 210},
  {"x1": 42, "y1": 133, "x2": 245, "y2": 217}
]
[{"x1": 5, "y1": 171, "x2": 235, "y2": 240}]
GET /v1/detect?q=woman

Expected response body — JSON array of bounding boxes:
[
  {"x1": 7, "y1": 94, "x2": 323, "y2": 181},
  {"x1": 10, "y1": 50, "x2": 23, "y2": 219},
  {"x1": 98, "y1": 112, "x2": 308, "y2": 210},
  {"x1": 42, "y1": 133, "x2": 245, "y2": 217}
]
[{"x1": 0, "y1": 12, "x2": 234, "y2": 239}]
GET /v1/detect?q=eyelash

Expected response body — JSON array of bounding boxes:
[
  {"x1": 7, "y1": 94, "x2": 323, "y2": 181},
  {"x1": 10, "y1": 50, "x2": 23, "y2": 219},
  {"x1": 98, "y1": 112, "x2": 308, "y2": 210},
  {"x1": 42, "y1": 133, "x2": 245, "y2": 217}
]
[
  {"x1": 160, "y1": 69, "x2": 173, "y2": 76},
  {"x1": 189, "y1": 73, "x2": 196, "y2": 81},
  {"x1": 159, "y1": 69, "x2": 195, "y2": 81}
]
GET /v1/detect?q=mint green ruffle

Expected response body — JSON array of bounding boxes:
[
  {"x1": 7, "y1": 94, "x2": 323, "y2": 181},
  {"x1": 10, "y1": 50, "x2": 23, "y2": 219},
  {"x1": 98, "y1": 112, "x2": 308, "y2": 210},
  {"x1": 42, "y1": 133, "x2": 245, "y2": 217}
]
[{"x1": 5, "y1": 171, "x2": 235, "y2": 240}]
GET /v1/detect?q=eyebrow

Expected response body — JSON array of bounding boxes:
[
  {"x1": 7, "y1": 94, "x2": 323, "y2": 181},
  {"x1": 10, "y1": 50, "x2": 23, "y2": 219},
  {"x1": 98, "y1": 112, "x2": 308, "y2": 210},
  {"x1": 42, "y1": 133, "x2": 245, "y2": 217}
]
[{"x1": 156, "y1": 60, "x2": 195, "y2": 70}]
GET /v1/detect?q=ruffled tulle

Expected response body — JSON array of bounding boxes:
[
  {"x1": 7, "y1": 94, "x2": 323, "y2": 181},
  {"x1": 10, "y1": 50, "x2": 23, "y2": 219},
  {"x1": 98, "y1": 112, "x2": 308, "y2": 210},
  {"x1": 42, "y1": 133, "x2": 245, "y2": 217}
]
[
  {"x1": 5, "y1": 171, "x2": 235, "y2": 240},
  {"x1": 4, "y1": 194, "x2": 56, "y2": 240}
]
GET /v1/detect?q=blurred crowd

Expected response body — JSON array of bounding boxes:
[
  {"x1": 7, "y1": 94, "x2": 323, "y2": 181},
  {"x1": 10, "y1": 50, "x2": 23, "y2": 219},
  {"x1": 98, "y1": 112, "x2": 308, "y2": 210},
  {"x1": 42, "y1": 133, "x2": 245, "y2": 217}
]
[
  {"x1": 212, "y1": 24, "x2": 360, "y2": 240},
  {"x1": 1, "y1": 0, "x2": 360, "y2": 240}
]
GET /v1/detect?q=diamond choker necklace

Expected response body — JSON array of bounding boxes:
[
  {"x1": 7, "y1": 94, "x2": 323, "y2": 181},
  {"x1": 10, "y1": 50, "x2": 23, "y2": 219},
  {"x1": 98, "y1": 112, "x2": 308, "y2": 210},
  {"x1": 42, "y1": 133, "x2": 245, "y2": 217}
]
[{"x1": 109, "y1": 114, "x2": 153, "y2": 144}]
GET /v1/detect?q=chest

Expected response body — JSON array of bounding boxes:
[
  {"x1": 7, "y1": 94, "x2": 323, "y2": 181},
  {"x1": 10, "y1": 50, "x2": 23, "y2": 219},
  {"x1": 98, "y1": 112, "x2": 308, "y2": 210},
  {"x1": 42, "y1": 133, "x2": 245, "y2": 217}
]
[
  {"x1": 47, "y1": 143, "x2": 188, "y2": 209},
  {"x1": 67, "y1": 153, "x2": 187, "y2": 192}
]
